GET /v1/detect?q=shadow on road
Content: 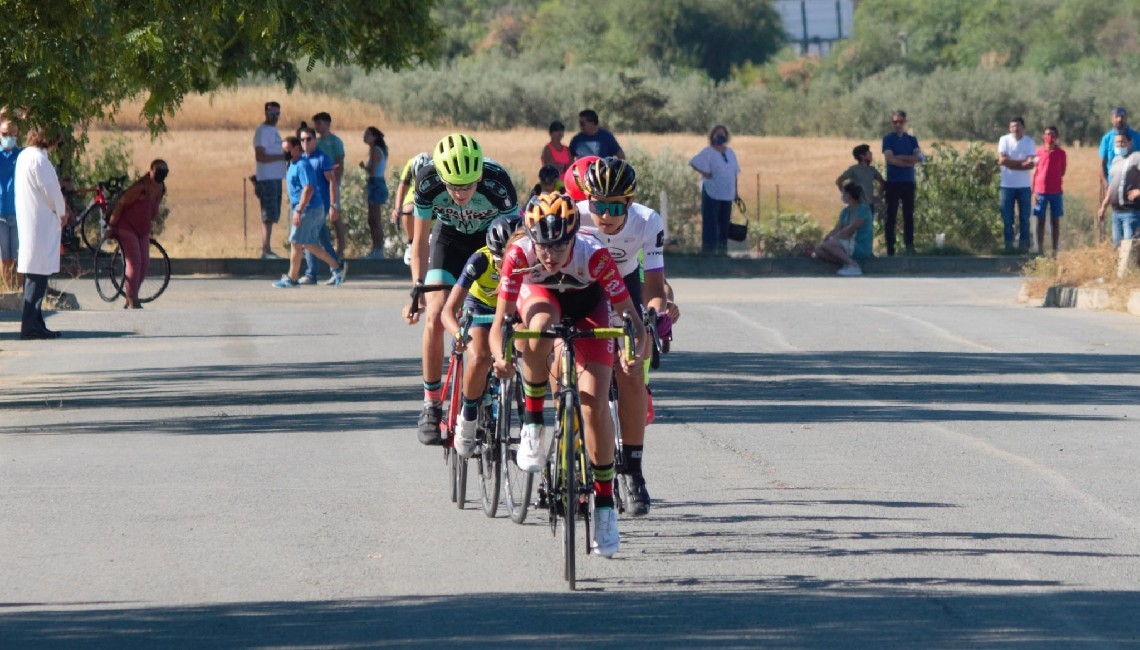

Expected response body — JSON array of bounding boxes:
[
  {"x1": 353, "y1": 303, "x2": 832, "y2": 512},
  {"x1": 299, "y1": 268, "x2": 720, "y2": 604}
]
[{"x1": 2, "y1": 589, "x2": 1137, "y2": 648}]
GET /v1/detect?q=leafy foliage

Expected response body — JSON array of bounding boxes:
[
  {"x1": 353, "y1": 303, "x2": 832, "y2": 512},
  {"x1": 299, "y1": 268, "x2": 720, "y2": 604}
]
[
  {"x1": 753, "y1": 213, "x2": 823, "y2": 258},
  {"x1": 1, "y1": 0, "x2": 441, "y2": 136},
  {"x1": 71, "y1": 134, "x2": 170, "y2": 235},
  {"x1": 624, "y1": 147, "x2": 703, "y2": 252}
]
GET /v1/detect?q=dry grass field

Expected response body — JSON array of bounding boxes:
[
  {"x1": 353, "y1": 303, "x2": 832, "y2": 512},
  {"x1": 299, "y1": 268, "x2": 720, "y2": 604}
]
[{"x1": 95, "y1": 86, "x2": 1106, "y2": 258}]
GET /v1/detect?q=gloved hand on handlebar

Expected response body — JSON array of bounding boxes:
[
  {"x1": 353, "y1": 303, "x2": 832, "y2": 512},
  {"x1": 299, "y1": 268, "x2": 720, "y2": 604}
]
[{"x1": 656, "y1": 312, "x2": 673, "y2": 341}]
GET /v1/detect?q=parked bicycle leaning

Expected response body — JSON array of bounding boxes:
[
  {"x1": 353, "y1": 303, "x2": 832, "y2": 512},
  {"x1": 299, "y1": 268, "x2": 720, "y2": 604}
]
[{"x1": 106, "y1": 160, "x2": 168, "y2": 309}]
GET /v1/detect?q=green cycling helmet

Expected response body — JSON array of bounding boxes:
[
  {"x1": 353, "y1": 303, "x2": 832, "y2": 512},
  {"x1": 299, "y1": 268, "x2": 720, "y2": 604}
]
[{"x1": 433, "y1": 133, "x2": 484, "y2": 185}]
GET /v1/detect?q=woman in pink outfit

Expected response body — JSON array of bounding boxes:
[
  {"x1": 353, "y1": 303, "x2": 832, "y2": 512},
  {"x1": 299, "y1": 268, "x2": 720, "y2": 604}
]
[{"x1": 107, "y1": 160, "x2": 167, "y2": 309}]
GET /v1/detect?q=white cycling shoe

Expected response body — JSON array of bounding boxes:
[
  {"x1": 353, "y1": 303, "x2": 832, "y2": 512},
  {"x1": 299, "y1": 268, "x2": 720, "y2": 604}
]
[
  {"x1": 456, "y1": 416, "x2": 478, "y2": 458},
  {"x1": 592, "y1": 507, "x2": 620, "y2": 558},
  {"x1": 515, "y1": 423, "x2": 545, "y2": 473}
]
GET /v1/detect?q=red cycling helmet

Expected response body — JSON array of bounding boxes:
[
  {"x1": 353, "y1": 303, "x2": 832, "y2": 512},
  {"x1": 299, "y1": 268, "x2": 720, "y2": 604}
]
[{"x1": 562, "y1": 155, "x2": 599, "y2": 202}]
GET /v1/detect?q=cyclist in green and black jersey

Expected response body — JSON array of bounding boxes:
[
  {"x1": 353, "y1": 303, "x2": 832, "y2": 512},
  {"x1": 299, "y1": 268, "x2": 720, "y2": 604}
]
[{"x1": 403, "y1": 133, "x2": 519, "y2": 446}]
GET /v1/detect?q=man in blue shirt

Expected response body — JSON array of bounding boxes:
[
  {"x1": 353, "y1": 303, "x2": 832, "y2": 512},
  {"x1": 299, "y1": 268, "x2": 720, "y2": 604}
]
[
  {"x1": 882, "y1": 110, "x2": 923, "y2": 256},
  {"x1": 0, "y1": 118, "x2": 21, "y2": 290},
  {"x1": 569, "y1": 109, "x2": 624, "y2": 160},
  {"x1": 297, "y1": 126, "x2": 342, "y2": 285},
  {"x1": 274, "y1": 136, "x2": 345, "y2": 288},
  {"x1": 1099, "y1": 108, "x2": 1140, "y2": 191}
]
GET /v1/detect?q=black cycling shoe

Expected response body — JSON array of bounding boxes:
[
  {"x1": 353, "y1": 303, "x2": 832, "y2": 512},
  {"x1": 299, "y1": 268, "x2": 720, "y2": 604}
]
[
  {"x1": 628, "y1": 475, "x2": 651, "y2": 517},
  {"x1": 417, "y1": 402, "x2": 443, "y2": 445}
]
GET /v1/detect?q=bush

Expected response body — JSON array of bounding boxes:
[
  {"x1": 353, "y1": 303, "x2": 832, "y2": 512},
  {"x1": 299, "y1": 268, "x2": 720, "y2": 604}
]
[
  {"x1": 752, "y1": 212, "x2": 823, "y2": 257},
  {"x1": 72, "y1": 133, "x2": 170, "y2": 235},
  {"x1": 909, "y1": 141, "x2": 1002, "y2": 253},
  {"x1": 624, "y1": 146, "x2": 703, "y2": 252}
]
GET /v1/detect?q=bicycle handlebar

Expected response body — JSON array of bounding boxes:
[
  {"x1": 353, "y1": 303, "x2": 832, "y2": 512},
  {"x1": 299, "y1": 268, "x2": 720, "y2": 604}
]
[
  {"x1": 502, "y1": 312, "x2": 635, "y2": 365},
  {"x1": 407, "y1": 282, "x2": 450, "y2": 317}
]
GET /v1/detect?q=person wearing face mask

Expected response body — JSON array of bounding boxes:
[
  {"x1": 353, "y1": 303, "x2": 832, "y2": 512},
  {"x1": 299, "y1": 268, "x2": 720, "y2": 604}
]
[
  {"x1": 689, "y1": 124, "x2": 741, "y2": 255},
  {"x1": 1099, "y1": 108, "x2": 1140, "y2": 192},
  {"x1": 1, "y1": 118, "x2": 22, "y2": 291},
  {"x1": 1097, "y1": 131, "x2": 1140, "y2": 248},
  {"x1": 1031, "y1": 126, "x2": 1067, "y2": 256},
  {"x1": 107, "y1": 160, "x2": 169, "y2": 309},
  {"x1": 14, "y1": 126, "x2": 69, "y2": 339}
]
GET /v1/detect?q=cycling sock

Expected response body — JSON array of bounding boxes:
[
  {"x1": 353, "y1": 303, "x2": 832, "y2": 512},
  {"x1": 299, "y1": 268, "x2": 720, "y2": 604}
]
[
  {"x1": 462, "y1": 397, "x2": 479, "y2": 421},
  {"x1": 423, "y1": 379, "x2": 443, "y2": 404},
  {"x1": 624, "y1": 445, "x2": 644, "y2": 477},
  {"x1": 523, "y1": 380, "x2": 547, "y2": 426},
  {"x1": 593, "y1": 463, "x2": 615, "y2": 509}
]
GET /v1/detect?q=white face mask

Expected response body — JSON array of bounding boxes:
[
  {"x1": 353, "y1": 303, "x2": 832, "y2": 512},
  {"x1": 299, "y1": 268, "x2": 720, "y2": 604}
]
[{"x1": 1, "y1": 136, "x2": 16, "y2": 151}]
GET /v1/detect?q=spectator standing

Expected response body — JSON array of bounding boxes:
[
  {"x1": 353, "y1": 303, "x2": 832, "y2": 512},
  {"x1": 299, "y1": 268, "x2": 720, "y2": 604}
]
[
  {"x1": 815, "y1": 183, "x2": 873, "y2": 276},
  {"x1": 998, "y1": 116, "x2": 1037, "y2": 252},
  {"x1": 835, "y1": 144, "x2": 885, "y2": 226},
  {"x1": 297, "y1": 126, "x2": 341, "y2": 285},
  {"x1": 253, "y1": 101, "x2": 287, "y2": 259},
  {"x1": 689, "y1": 124, "x2": 741, "y2": 255},
  {"x1": 540, "y1": 121, "x2": 572, "y2": 175},
  {"x1": 1099, "y1": 108, "x2": 1140, "y2": 191},
  {"x1": 107, "y1": 160, "x2": 168, "y2": 309},
  {"x1": 569, "y1": 110, "x2": 624, "y2": 160},
  {"x1": 360, "y1": 126, "x2": 388, "y2": 259},
  {"x1": 14, "y1": 126, "x2": 68, "y2": 340},
  {"x1": 1097, "y1": 131, "x2": 1140, "y2": 248},
  {"x1": 881, "y1": 110, "x2": 922, "y2": 255},
  {"x1": 273, "y1": 136, "x2": 344, "y2": 288},
  {"x1": 1031, "y1": 125, "x2": 1067, "y2": 255},
  {"x1": 312, "y1": 112, "x2": 346, "y2": 259},
  {"x1": 1, "y1": 118, "x2": 21, "y2": 291}
]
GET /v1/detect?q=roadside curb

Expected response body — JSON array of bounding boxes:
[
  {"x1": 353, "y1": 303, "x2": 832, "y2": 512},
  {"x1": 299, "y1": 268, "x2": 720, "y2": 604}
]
[
  {"x1": 52, "y1": 254, "x2": 1027, "y2": 279},
  {"x1": 1021, "y1": 282, "x2": 1140, "y2": 317}
]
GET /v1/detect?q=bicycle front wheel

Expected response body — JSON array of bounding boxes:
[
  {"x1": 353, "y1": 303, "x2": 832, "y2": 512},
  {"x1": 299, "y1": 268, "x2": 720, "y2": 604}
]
[
  {"x1": 559, "y1": 393, "x2": 579, "y2": 590},
  {"x1": 137, "y1": 239, "x2": 171, "y2": 303},
  {"x1": 501, "y1": 375, "x2": 533, "y2": 524},
  {"x1": 79, "y1": 205, "x2": 105, "y2": 252},
  {"x1": 93, "y1": 240, "x2": 124, "y2": 303},
  {"x1": 478, "y1": 381, "x2": 502, "y2": 518}
]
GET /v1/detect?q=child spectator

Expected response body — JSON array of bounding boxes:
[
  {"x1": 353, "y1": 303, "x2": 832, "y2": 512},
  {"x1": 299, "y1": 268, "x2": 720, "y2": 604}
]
[
  {"x1": 835, "y1": 144, "x2": 885, "y2": 219},
  {"x1": 529, "y1": 164, "x2": 561, "y2": 199},
  {"x1": 815, "y1": 183, "x2": 872, "y2": 276},
  {"x1": 1031, "y1": 125, "x2": 1067, "y2": 255}
]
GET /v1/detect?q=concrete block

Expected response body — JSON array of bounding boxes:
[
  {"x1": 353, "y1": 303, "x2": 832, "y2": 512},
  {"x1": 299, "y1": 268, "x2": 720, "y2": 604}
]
[
  {"x1": 0, "y1": 290, "x2": 20, "y2": 311},
  {"x1": 45, "y1": 290, "x2": 80, "y2": 311},
  {"x1": 1128, "y1": 290, "x2": 1140, "y2": 317},
  {"x1": 1018, "y1": 282, "x2": 1045, "y2": 306},
  {"x1": 1076, "y1": 287, "x2": 1110, "y2": 310}
]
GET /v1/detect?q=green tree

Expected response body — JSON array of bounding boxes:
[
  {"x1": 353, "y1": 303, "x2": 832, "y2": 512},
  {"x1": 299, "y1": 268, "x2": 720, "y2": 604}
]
[{"x1": 1, "y1": 0, "x2": 441, "y2": 137}]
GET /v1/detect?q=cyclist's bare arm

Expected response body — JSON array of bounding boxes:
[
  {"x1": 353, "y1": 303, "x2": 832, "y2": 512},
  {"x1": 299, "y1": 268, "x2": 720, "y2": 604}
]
[
  {"x1": 642, "y1": 270, "x2": 668, "y2": 315},
  {"x1": 441, "y1": 284, "x2": 469, "y2": 339}
]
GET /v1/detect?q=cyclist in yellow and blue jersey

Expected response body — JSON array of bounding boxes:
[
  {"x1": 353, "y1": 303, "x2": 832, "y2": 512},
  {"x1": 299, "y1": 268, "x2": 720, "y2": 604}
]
[
  {"x1": 441, "y1": 215, "x2": 520, "y2": 456},
  {"x1": 390, "y1": 152, "x2": 432, "y2": 265}
]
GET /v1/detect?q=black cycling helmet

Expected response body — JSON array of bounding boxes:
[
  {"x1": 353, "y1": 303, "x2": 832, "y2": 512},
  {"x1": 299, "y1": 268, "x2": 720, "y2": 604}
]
[
  {"x1": 582, "y1": 156, "x2": 637, "y2": 198},
  {"x1": 538, "y1": 164, "x2": 560, "y2": 183},
  {"x1": 524, "y1": 192, "x2": 580, "y2": 245},
  {"x1": 485, "y1": 214, "x2": 521, "y2": 257}
]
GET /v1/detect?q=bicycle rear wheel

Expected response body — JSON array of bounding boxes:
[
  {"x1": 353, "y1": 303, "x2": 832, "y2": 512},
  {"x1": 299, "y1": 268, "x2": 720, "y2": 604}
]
[
  {"x1": 478, "y1": 380, "x2": 502, "y2": 518},
  {"x1": 93, "y1": 240, "x2": 124, "y2": 303},
  {"x1": 501, "y1": 375, "x2": 533, "y2": 524},
  {"x1": 79, "y1": 205, "x2": 105, "y2": 252},
  {"x1": 137, "y1": 239, "x2": 171, "y2": 303},
  {"x1": 559, "y1": 393, "x2": 579, "y2": 590}
]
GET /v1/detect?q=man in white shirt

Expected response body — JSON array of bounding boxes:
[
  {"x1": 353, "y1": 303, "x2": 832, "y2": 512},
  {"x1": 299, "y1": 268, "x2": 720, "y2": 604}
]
[
  {"x1": 252, "y1": 101, "x2": 288, "y2": 259},
  {"x1": 998, "y1": 116, "x2": 1037, "y2": 252}
]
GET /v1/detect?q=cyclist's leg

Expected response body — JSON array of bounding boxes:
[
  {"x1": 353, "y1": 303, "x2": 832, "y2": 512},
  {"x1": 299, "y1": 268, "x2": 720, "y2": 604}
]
[
  {"x1": 579, "y1": 358, "x2": 619, "y2": 557},
  {"x1": 456, "y1": 311, "x2": 493, "y2": 453}
]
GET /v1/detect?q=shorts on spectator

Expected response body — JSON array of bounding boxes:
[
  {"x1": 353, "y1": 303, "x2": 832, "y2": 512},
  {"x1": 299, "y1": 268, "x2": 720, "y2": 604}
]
[
  {"x1": 368, "y1": 177, "x2": 390, "y2": 206},
  {"x1": 255, "y1": 179, "x2": 283, "y2": 224},
  {"x1": 289, "y1": 205, "x2": 326, "y2": 246},
  {"x1": 837, "y1": 237, "x2": 855, "y2": 258},
  {"x1": 0, "y1": 218, "x2": 17, "y2": 261},
  {"x1": 1033, "y1": 193, "x2": 1064, "y2": 218}
]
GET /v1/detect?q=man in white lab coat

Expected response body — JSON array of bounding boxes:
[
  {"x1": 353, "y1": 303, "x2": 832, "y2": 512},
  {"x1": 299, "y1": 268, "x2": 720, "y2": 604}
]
[{"x1": 15, "y1": 126, "x2": 68, "y2": 340}]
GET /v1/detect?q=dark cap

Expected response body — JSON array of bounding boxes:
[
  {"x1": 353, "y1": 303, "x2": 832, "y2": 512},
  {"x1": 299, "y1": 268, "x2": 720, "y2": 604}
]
[{"x1": 1112, "y1": 107, "x2": 1128, "y2": 117}]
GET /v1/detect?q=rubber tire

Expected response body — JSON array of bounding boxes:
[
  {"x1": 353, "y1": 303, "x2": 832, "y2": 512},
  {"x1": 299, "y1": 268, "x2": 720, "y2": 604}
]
[
  {"x1": 456, "y1": 453, "x2": 468, "y2": 510},
  {"x1": 501, "y1": 376, "x2": 533, "y2": 524},
  {"x1": 79, "y1": 205, "x2": 105, "y2": 252},
  {"x1": 478, "y1": 383, "x2": 502, "y2": 518},
  {"x1": 93, "y1": 240, "x2": 124, "y2": 303},
  {"x1": 561, "y1": 394, "x2": 578, "y2": 590},
  {"x1": 137, "y1": 239, "x2": 171, "y2": 303},
  {"x1": 448, "y1": 447, "x2": 458, "y2": 504}
]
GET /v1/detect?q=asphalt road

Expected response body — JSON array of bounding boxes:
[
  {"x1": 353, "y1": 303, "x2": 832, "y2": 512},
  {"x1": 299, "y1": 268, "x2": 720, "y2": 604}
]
[{"x1": 2, "y1": 275, "x2": 1140, "y2": 648}]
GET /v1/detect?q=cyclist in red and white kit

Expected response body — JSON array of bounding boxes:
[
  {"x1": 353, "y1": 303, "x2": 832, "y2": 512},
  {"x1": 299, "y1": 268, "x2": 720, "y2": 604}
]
[{"x1": 490, "y1": 191, "x2": 646, "y2": 558}]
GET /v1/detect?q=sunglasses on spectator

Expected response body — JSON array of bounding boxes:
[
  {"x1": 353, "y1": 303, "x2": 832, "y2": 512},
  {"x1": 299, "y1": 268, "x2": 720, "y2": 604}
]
[
  {"x1": 444, "y1": 181, "x2": 478, "y2": 192},
  {"x1": 535, "y1": 240, "x2": 572, "y2": 253},
  {"x1": 892, "y1": 119, "x2": 905, "y2": 124},
  {"x1": 589, "y1": 199, "x2": 627, "y2": 217}
]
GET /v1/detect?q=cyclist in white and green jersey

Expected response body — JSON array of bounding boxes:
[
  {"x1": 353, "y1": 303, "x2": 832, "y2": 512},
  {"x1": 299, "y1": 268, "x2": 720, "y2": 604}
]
[{"x1": 403, "y1": 133, "x2": 519, "y2": 446}]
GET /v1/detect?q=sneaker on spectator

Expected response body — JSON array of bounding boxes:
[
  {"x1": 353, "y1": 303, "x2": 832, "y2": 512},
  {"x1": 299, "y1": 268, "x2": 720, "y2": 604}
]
[
  {"x1": 364, "y1": 248, "x2": 385, "y2": 260},
  {"x1": 837, "y1": 265, "x2": 862, "y2": 277},
  {"x1": 298, "y1": 275, "x2": 316, "y2": 285},
  {"x1": 261, "y1": 251, "x2": 281, "y2": 260},
  {"x1": 403, "y1": 247, "x2": 413, "y2": 266},
  {"x1": 273, "y1": 275, "x2": 299, "y2": 288},
  {"x1": 326, "y1": 263, "x2": 348, "y2": 286}
]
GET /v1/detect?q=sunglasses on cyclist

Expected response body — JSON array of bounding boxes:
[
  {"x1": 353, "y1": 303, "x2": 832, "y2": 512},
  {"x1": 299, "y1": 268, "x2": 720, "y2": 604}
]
[
  {"x1": 445, "y1": 181, "x2": 478, "y2": 192},
  {"x1": 589, "y1": 199, "x2": 627, "y2": 217},
  {"x1": 535, "y1": 240, "x2": 572, "y2": 253}
]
